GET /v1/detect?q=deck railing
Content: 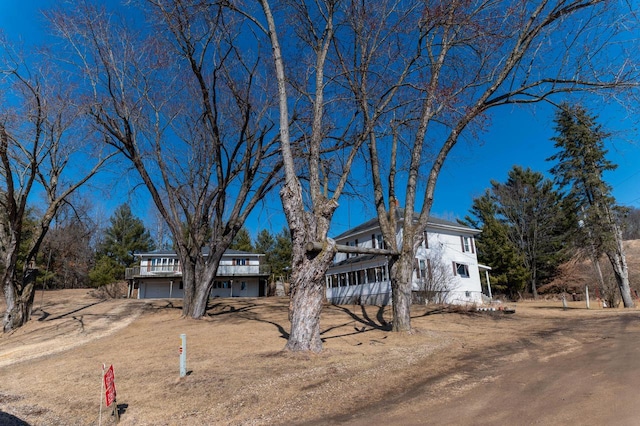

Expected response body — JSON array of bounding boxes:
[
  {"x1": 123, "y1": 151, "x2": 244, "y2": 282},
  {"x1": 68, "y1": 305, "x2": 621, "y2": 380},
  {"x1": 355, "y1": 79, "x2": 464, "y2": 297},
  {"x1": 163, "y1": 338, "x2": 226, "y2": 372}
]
[{"x1": 125, "y1": 264, "x2": 271, "y2": 279}]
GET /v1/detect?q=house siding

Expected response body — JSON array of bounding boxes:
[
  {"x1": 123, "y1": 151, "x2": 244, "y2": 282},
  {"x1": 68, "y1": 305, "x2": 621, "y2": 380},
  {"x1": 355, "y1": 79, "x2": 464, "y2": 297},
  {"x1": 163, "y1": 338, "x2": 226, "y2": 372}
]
[
  {"x1": 128, "y1": 250, "x2": 269, "y2": 299},
  {"x1": 326, "y1": 214, "x2": 486, "y2": 306}
]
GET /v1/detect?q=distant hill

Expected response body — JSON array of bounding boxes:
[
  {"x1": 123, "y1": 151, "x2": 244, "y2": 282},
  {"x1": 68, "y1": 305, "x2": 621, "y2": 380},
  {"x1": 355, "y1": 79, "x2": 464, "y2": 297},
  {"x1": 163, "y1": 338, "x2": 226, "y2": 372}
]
[{"x1": 539, "y1": 240, "x2": 640, "y2": 303}]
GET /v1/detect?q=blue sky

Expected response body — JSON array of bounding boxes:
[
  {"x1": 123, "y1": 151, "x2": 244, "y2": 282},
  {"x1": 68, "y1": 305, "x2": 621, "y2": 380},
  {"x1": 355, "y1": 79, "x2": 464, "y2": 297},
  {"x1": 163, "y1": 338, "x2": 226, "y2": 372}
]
[{"x1": 2, "y1": 1, "x2": 639, "y2": 240}]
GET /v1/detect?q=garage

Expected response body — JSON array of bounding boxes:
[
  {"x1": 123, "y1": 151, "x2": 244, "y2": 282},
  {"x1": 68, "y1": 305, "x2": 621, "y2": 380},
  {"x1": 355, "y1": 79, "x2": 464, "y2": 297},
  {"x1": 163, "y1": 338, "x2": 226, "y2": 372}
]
[{"x1": 139, "y1": 282, "x2": 176, "y2": 299}]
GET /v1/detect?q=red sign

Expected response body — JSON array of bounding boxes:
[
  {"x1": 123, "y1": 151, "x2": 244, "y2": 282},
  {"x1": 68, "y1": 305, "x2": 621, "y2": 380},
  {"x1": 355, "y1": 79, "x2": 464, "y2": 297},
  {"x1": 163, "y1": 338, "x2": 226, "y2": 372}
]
[{"x1": 103, "y1": 365, "x2": 117, "y2": 407}]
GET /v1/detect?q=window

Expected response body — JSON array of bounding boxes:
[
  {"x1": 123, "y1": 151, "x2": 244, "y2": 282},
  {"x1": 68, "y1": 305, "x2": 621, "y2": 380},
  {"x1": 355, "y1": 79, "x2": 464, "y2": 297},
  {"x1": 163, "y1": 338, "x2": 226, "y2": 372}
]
[
  {"x1": 150, "y1": 258, "x2": 178, "y2": 272},
  {"x1": 241, "y1": 282, "x2": 246, "y2": 291},
  {"x1": 348, "y1": 271, "x2": 356, "y2": 286},
  {"x1": 453, "y1": 262, "x2": 470, "y2": 278},
  {"x1": 461, "y1": 236, "x2": 474, "y2": 253},
  {"x1": 234, "y1": 258, "x2": 247, "y2": 266},
  {"x1": 419, "y1": 259, "x2": 427, "y2": 279},
  {"x1": 366, "y1": 268, "x2": 376, "y2": 283},
  {"x1": 179, "y1": 281, "x2": 184, "y2": 290}
]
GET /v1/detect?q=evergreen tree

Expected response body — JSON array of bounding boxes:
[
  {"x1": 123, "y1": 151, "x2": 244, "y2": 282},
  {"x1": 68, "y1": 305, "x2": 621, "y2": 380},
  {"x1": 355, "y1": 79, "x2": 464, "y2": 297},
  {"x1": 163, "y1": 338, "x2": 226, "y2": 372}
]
[
  {"x1": 547, "y1": 103, "x2": 634, "y2": 307},
  {"x1": 463, "y1": 192, "x2": 528, "y2": 299},
  {"x1": 271, "y1": 227, "x2": 292, "y2": 279},
  {"x1": 491, "y1": 166, "x2": 571, "y2": 298},
  {"x1": 91, "y1": 204, "x2": 154, "y2": 284},
  {"x1": 254, "y1": 229, "x2": 275, "y2": 255},
  {"x1": 230, "y1": 227, "x2": 254, "y2": 252}
]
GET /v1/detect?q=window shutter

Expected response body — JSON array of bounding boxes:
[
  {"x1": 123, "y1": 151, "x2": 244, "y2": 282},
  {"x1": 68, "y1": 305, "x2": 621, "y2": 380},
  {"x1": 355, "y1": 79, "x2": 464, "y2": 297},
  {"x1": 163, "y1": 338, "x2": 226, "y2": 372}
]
[
  {"x1": 427, "y1": 259, "x2": 433, "y2": 279},
  {"x1": 471, "y1": 237, "x2": 475, "y2": 254},
  {"x1": 452, "y1": 261, "x2": 457, "y2": 276},
  {"x1": 460, "y1": 236, "x2": 465, "y2": 252}
]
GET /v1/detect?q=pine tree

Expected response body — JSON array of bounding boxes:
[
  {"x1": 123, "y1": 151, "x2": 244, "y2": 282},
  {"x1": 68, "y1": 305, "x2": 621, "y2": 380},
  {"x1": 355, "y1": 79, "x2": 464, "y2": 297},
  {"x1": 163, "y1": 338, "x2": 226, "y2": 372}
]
[
  {"x1": 547, "y1": 103, "x2": 634, "y2": 308},
  {"x1": 463, "y1": 192, "x2": 528, "y2": 299},
  {"x1": 491, "y1": 166, "x2": 571, "y2": 298},
  {"x1": 272, "y1": 227, "x2": 292, "y2": 279},
  {"x1": 254, "y1": 229, "x2": 275, "y2": 255},
  {"x1": 91, "y1": 204, "x2": 155, "y2": 284},
  {"x1": 230, "y1": 227, "x2": 254, "y2": 253}
]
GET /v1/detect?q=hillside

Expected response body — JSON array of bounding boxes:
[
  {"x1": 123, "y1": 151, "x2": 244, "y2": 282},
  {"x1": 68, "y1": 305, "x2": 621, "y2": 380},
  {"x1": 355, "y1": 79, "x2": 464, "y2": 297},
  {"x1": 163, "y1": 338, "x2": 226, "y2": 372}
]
[
  {"x1": 539, "y1": 239, "x2": 640, "y2": 300},
  {"x1": 1, "y1": 289, "x2": 639, "y2": 425}
]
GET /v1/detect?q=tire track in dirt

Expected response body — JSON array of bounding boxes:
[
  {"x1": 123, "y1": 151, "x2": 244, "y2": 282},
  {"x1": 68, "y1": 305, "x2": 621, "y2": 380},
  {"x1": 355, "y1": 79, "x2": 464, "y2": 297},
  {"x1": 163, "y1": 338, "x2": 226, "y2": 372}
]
[{"x1": 0, "y1": 300, "x2": 145, "y2": 369}]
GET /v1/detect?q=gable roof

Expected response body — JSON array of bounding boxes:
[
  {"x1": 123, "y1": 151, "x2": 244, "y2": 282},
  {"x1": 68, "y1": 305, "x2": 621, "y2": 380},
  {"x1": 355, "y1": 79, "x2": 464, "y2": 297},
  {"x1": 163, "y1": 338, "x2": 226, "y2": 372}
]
[{"x1": 333, "y1": 208, "x2": 479, "y2": 240}]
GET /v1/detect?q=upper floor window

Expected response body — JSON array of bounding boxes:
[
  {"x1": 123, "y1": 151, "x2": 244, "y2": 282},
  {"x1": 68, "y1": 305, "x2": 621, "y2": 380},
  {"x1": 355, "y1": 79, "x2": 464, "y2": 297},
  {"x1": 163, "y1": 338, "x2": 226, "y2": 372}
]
[
  {"x1": 234, "y1": 258, "x2": 248, "y2": 266},
  {"x1": 150, "y1": 257, "x2": 179, "y2": 271},
  {"x1": 461, "y1": 236, "x2": 474, "y2": 253}
]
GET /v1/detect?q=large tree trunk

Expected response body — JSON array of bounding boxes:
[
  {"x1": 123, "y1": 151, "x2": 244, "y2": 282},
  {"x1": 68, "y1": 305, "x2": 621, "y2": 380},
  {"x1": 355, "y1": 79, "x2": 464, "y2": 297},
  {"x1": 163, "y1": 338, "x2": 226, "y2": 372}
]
[
  {"x1": 390, "y1": 248, "x2": 413, "y2": 333},
  {"x1": 281, "y1": 182, "x2": 337, "y2": 352},
  {"x1": 180, "y1": 250, "x2": 223, "y2": 318},
  {"x1": 3, "y1": 270, "x2": 37, "y2": 333},
  {"x1": 606, "y1": 227, "x2": 634, "y2": 308},
  {"x1": 285, "y1": 250, "x2": 334, "y2": 352}
]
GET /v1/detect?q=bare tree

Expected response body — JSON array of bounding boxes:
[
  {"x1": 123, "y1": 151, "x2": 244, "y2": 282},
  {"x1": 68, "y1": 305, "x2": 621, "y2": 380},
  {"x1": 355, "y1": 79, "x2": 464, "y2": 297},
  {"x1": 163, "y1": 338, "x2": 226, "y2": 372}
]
[
  {"x1": 42, "y1": 197, "x2": 96, "y2": 289},
  {"x1": 51, "y1": 0, "x2": 282, "y2": 319},
  {"x1": 252, "y1": 0, "x2": 401, "y2": 351},
  {"x1": 348, "y1": 0, "x2": 639, "y2": 332},
  {"x1": 0, "y1": 48, "x2": 115, "y2": 332},
  {"x1": 414, "y1": 245, "x2": 457, "y2": 305}
]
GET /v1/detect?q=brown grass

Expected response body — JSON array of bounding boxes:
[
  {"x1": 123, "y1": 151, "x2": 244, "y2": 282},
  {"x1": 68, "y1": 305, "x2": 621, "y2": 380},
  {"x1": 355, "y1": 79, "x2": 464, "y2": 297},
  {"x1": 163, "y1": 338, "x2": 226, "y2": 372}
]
[{"x1": 1, "y1": 287, "x2": 633, "y2": 426}]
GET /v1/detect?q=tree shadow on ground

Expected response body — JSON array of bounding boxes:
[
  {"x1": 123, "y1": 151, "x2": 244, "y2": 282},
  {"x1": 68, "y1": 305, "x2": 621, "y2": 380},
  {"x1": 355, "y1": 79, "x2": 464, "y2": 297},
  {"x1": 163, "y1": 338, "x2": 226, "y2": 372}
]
[
  {"x1": 325, "y1": 305, "x2": 392, "y2": 332},
  {"x1": 38, "y1": 301, "x2": 104, "y2": 322},
  {"x1": 206, "y1": 300, "x2": 290, "y2": 340},
  {"x1": 0, "y1": 410, "x2": 30, "y2": 426}
]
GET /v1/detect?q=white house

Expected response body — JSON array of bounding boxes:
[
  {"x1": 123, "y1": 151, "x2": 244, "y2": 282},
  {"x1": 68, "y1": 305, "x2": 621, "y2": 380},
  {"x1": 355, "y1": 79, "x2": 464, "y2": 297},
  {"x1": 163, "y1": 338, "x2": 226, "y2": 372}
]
[
  {"x1": 325, "y1": 211, "x2": 489, "y2": 306},
  {"x1": 125, "y1": 249, "x2": 271, "y2": 299}
]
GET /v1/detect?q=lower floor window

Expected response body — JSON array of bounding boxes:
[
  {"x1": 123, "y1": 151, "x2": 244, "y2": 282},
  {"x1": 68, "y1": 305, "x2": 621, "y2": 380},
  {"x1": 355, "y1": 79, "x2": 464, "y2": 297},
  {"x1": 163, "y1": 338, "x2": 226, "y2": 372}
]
[{"x1": 454, "y1": 262, "x2": 470, "y2": 278}]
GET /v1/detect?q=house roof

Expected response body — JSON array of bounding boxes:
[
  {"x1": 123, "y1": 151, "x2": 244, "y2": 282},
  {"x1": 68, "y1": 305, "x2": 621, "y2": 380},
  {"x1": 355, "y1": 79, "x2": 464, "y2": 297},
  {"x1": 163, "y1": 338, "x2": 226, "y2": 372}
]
[
  {"x1": 135, "y1": 248, "x2": 262, "y2": 257},
  {"x1": 333, "y1": 208, "x2": 479, "y2": 240},
  {"x1": 331, "y1": 254, "x2": 386, "y2": 268}
]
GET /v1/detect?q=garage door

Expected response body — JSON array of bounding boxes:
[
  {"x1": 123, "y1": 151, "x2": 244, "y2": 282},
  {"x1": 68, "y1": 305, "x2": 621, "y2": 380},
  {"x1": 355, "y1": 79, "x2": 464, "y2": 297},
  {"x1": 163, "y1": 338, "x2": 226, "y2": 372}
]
[{"x1": 142, "y1": 282, "x2": 170, "y2": 298}]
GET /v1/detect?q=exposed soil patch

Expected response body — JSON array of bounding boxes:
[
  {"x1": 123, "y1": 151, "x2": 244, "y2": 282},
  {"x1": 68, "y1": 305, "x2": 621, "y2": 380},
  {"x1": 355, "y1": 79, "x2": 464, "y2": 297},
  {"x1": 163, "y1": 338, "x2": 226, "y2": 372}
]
[{"x1": 1, "y1": 290, "x2": 638, "y2": 425}]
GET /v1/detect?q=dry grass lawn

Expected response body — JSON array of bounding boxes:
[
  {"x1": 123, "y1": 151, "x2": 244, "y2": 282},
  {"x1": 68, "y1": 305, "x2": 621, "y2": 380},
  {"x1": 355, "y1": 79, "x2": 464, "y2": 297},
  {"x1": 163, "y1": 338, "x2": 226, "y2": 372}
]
[{"x1": 0, "y1": 289, "x2": 632, "y2": 425}]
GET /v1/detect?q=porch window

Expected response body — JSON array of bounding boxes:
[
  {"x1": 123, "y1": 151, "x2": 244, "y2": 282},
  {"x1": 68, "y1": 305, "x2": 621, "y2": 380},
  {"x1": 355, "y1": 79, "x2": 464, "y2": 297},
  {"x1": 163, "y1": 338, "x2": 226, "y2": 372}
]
[{"x1": 366, "y1": 268, "x2": 376, "y2": 283}]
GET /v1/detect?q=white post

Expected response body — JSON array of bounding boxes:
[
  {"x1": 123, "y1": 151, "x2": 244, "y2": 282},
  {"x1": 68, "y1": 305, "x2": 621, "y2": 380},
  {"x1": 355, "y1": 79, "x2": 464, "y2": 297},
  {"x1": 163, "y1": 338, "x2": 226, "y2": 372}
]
[
  {"x1": 485, "y1": 270, "x2": 493, "y2": 300},
  {"x1": 585, "y1": 285, "x2": 590, "y2": 309},
  {"x1": 179, "y1": 334, "x2": 187, "y2": 378}
]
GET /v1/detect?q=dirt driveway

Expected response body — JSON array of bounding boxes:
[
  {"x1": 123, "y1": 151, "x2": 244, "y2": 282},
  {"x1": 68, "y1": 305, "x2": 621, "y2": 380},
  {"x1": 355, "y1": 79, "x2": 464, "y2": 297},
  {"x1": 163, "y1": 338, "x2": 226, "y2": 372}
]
[
  {"x1": 324, "y1": 313, "x2": 640, "y2": 426},
  {"x1": 2, "y1": 290, "x2": 640, "y2": 425}
]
